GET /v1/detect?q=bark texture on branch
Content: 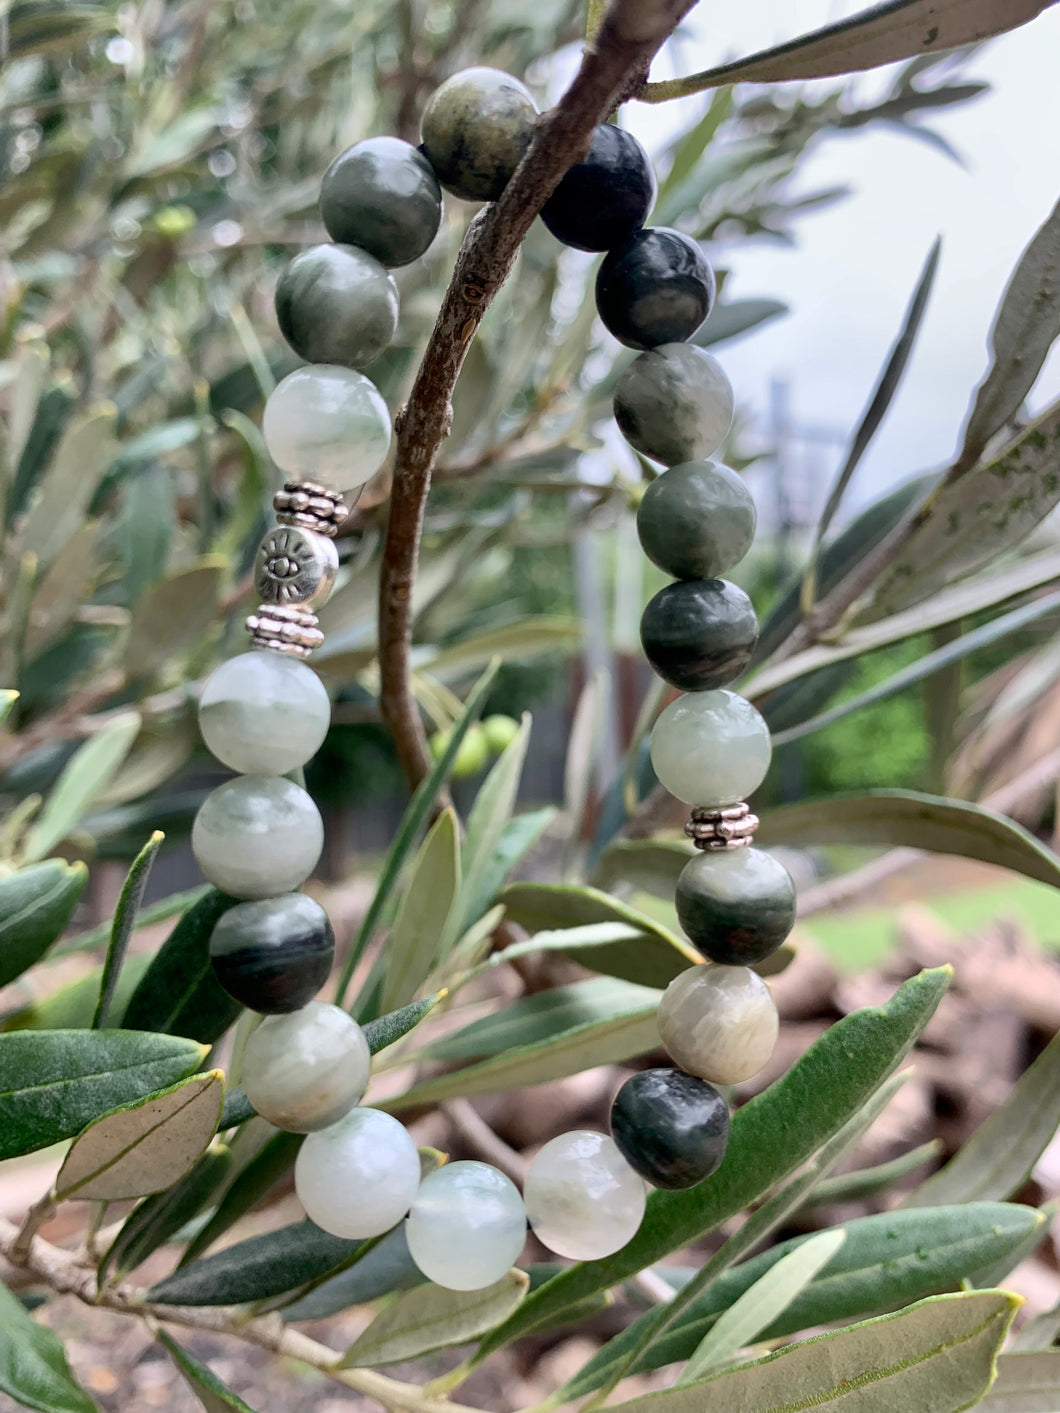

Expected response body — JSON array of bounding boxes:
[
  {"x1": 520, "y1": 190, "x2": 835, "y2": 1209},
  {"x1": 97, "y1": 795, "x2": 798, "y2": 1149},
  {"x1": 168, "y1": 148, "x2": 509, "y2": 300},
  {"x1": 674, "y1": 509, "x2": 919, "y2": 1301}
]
[{"x1": 378, "y1": 0, "x2": 698, "y2": 788}]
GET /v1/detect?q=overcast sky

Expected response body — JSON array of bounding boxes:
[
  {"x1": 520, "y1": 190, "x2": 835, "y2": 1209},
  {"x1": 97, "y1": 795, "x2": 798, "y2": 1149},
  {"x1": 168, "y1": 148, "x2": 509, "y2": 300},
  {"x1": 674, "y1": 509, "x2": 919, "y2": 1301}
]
[{"x1": 622, "y1": 2, "x2": 1060, "y2": 514}]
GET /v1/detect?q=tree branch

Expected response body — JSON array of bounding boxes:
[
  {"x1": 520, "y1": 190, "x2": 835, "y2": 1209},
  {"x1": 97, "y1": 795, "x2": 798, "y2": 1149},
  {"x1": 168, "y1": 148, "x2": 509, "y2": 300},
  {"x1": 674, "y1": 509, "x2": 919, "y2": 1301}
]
[{"x1": 378, "y1": 0, "x2": 698, "y2": 788}]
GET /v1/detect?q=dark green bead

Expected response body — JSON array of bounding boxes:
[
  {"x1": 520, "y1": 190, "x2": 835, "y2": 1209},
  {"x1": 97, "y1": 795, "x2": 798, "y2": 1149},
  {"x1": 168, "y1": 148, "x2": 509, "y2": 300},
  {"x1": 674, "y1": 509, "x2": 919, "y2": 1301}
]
[
  {"x1": 209, "y1": 893, "x2": 334, "y2": 1014},
  {"x1": 421, "y1": 67, "x2": 537, "y2": 203},
  {"x1": 596, "y1": 227, "x2": 715, "y2": 350},
  {"x1": 611, "y1": 1068, "x2": 729, "y2": 1190},
  {"x1": 320, "y1": 137, "x2": 443, "y2": 268},
  {"x1": 637, "y1": 461, "x2": 756, "y2": 580},
  {"x1": 541, "y1": 123, "x2": 655, "y2": 252},
  {"x1": 675, "y1": 847, "x2": 796, "y2": 966},
  {"x1": 274, "y1": 244, "x2": 398, "y2": 369},
  {"x1": 640, "y1": 578, "x2": 757, "y2": 691}
]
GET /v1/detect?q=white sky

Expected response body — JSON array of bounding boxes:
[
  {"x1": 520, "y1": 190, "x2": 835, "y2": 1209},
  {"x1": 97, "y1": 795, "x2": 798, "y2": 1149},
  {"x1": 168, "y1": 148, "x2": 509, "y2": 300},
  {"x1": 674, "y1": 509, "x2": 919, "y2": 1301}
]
[{"x1": 623, "y1": 1, "x2": 1060, "y2": 513}]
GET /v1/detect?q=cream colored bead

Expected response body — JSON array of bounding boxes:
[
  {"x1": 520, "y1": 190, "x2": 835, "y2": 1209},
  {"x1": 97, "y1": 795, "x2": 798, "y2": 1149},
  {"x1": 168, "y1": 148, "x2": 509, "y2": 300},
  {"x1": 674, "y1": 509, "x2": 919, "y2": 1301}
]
[
  {"x1": 242, "y1": 1002, "x2": 370, "y2": 1132},
  {"x1": 657, "y1": 963, "x2": 778, "y2": 1085},
  {"x1": 524, "y1": 1131, "x2": 645, "y2": 1259}
]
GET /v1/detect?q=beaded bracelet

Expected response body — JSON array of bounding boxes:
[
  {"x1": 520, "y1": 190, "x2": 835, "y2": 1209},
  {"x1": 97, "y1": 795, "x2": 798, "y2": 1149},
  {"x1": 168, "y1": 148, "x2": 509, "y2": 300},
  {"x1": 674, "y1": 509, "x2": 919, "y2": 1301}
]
[{"x1": 187, "y1": 65, "x2": 794, "y2": 1292}]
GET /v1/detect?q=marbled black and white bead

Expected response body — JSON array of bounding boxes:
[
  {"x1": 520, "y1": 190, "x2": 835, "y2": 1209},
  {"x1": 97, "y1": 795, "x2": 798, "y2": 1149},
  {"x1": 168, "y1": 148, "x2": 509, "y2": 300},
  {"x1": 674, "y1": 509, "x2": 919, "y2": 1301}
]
[
  {"x1": 320, "y1": 136, "x2": 443, "y2": 267},
  {"x1": 614, "y1": 343, "x2": 733, "y2": 466},
  {"x1": 637, "y1": 460, "x2": 757, "y2": 581},
  {"x1": 421, "y1": 67, "x2": 538, "y2": 203},
  {"x1": 657, "y1": 962, "x2": 778, "y2": 1085},
  {"x1": 640, "y1": 578, "x2": 758, "y2": 692},
  {"x1": 209, "y1": 893, "x2": 334, "y2": 1014},
  {"x1": 596, "y1": 227, "x2": 715, "y2": 349},
  {"x1": 275, "y1": 244, "x2": 399, "y2": 369},
  {"x1": 610, "y1": 1068, "x2": 729, "y2": 1190},
  {"x1": 676, "y1": 847, "x2": 796, "y2": 966},
  {"x1": 541, "y1": 124, "x2": 655, "y2": 252}
]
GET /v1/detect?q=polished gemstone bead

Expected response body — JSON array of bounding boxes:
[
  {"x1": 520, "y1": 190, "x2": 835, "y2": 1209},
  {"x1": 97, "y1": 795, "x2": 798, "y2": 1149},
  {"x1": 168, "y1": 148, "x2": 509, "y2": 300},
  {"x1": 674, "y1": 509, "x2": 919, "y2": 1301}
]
[
  {"x1": 610, "y1": 1068, "x2": 729, "y2": 1190},
  {"x1": 209, "y1": 893, "x2": 334, "y2": 1014},
  {"x1": 191, "y1": 776, "x2": 323, "y2": 900},
  {"x1": 262, "y1": 365, "x2": 391, "y2": 491},
  {"x1": 540, "y1": 124, "x2": 655, "y2": 252},
  {"x1": 296, "y1": 1107, "x2": 421, "y2": 1236},
  {"x1": 640, "y1": 579, "x2": 758, "y2": 692},
  {"x1": 657, "y1": 963, "x2": 778, "y2": 1085},
  {"x1": 242, "y1": 1001, "x2": 370, "y2": 1132},
  {"x1": 676, "y1": 847, "x2": 796, "y2": 966},
  {"x1": 650, "y1": 689, "x2": 771, "y2": 806},
  {"x1": 596, "y1": 228, "x2": 715, "y2": 349},
  {"x1": 405, "y1": 1160, "x2": 526, "y2": 1290},
  {"x1": 421, "y1": 67, "x2": 538, "y2": 203},
  {"x1": 614, "y1": 344, "x2": 733, "y2": 467},
  {"x1": 275, "y1": 244, "x2": 398, "y2": 369},
  {"x1": 320, "y1": 136, "x2": 443, "y2": 267},
  {"x1": 637, "y1": 460, "x2": 756, "y2": 580},
  {"x1": 198, "y1": 652, "x2": 331, "y2": 776},
  {"x1": 524, "y1": 1131, "x2": 645, "y2": 1259}
]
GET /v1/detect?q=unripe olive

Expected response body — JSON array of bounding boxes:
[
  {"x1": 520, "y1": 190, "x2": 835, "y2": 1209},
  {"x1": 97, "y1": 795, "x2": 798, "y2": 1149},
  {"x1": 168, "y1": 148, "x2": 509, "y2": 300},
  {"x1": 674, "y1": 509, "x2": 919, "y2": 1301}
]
[
  {"x1": 428, "y1": 723, "x2": 490, "y2": 778},
  {"x1": 482, "y1": 715, "x2": 520, "y2": 754}
]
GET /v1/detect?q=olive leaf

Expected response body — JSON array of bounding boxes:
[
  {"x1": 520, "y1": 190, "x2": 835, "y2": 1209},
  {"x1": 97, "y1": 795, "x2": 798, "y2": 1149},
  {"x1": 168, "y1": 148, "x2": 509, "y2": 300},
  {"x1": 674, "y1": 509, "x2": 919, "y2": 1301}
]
[
  {"x1": 156, "y1": 1331, "x2": 260, "y2": 1413},
  {"x1": 0, "y1": 1279, "x2": 97, "y2": 1413},
  {"x1": 92, "y1": 831, "x2": 164, "y2": 1029},
  {"x1": 977, "y1": 1352, "x2": 1060, "y2": 1411},
  {"x1": 0, "y1": 858, "x2": 88, "y2": 989},
  {"x1": 281, "y1": 1224, "x2": 423, "y2": 1322},
  {"x1": 380, "y1": 807, "x2": 460, "y2": 1014},
  {"x1": 22, "y1": 712, "x2": 142, "y2": 863},
  {"x1": 55, "y1": 1070, "x2": 223, "y2": 1201},
  {"x1": 1, "y1": 955, "x2": 154, "y2": 1035},
  {"x1": 124, "y1": 559, "x2": 224, "y2": 679},
  {"x1": 807, "y1": 1140, "x2": 941, "y2": 1207}
]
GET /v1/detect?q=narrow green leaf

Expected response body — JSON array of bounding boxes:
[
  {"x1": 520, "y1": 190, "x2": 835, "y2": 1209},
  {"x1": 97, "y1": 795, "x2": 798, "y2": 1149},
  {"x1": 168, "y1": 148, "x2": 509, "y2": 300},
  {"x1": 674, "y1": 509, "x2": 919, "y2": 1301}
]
[
  {"x1": 0, "y1": 690, "x2": 18, "y2": 724},
  {"x1": 120, "y1": 889, "x2": 242, "y2": 1042},
  {"x1": 218, "y1": 1088, "x2": 256, "y2": 1129},
  {"x1": 157, "y1": 1331, "x2": 259, "y2": 1413},
  {"x1": 807, "y1": 1140, "x2": 942, "y2": 1207},
  {"x1": 908, "y1": 1026, "x2": 1060, "y2": 1206},
  {"x1": 363, "y1": 993, "x2": 446, "y2": 1056},
  {"x1": 380, "y1": 807, "x2": 460, "y2": 1015},
  {"x1": 342, "y1": 1270, "x2": 528, "y2": 1368},
  {"x1": 148, "y1": 1219, "x2": 358, "y2": 1306},
  {"x1": 281, "y1": 1224, "x2": 423, "y2": 1322},
  {"x1": 57, "y1": 886, "x2": 210, "y2": 957},
  {"x1": 125, "y1": 561, "x2": 224, "y2": 678},
  {"x1": 681, "y1": 1229, "x2": 848, "y2": 1381},
  {"x1": 92, "y1": 831, "x2": 164, "y2": 1029},
  {"x1": 55, "y1": 1071, "x2": 222, "y2": 1201},
  {"x1": 1, "y1": 955, "x2": 153, "y2": 1034},
  {"x1": 179, "y1": 1129, "x2": 302, "y2": 1266},
  {"x1": 0, "y1": 1030, "x2": 207, "y2": 1160},
  {"x1": 0, "y1": 859, "x2": 88, "y2": 989},
  {"x1": 23, "y1": 407, "x2": 117, "y2": 568},
  {"x1": 758, "y1": 790, "x2": 1060, "y2": 890},
  {"x1": 976, "y1": 1352, "x2": 1060, "y2": 1411},
  {"x1": 659, "y1": 87, "x2": 734, "y2": 200},
  {"x1": 972, "y1": 1200, "x2": 1055, "y2": 1289},
  {"x1": 23, "y1": 712, "x2": 142, "y2": 863},
  {"x1": 604, "y1": 1291, "x2": 1017, "y2": 1413},
  {"x1": 456, "y1": 806, "x2": 556, "y2": 942},
  {"x1": 423, "y1": 618, "x2": 582, "y2": 681},
  {"x1": 1011, "y1": 1299, "x2": 1060, "y2": 1352},
  {"x1": 335, "y1": 660, "x2": 499, "y2": 1006},
  {"x1": 0, "y1": 1280, "x2": 96, "y2": 1413},
  {"x1": 475, "y1": 968, "x2": 949, "y2": 1360}
]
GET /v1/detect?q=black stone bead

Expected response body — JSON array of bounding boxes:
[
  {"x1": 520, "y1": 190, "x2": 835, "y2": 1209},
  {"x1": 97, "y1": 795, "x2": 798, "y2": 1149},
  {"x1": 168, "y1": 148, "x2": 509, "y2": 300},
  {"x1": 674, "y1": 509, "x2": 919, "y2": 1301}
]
[
  {"x1": 640, "y1": 578, "x2": 757, "y2": 691},
  {"x1": 541, "y1": 124, "x2": 656, "y2": 252},
  {"x1": 595, "y1": 227, "x2": 715, "y2": 350},
  {"x1": 675, "y1": 847, "x2": 797, "y2": 966},
  {"x1": 209, "y1": 893, "x2": 334, "y2": 1014},
  {"x1": 611, "y1": 1068, "x2": 729, "y2": 1189},
  {"x1": 320, "y1": 136, "x2": 443, "y2": 268}
]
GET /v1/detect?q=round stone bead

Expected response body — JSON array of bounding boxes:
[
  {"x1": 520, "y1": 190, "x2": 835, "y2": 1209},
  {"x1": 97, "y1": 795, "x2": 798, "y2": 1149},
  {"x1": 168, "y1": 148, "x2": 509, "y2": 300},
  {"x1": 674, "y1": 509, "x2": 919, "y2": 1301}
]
[
  {"x1": 198, "y1": 652, "x2": 330, "y2": 776},
  {"x1": 275, "y1": 244, "x2": 399, "y2": 369},
  {"x1": 650, "y1": 689, "x2": 771, "y2": 807},
  {"x1": 676, "y1": 847, "x2": 797, "y2": 966},
  {"x1": 420, "y1": 67, "x2": 538, "y2": 203},
  {"x1": 405, "y1": 1160, "x2": 526, "y2": 1290},
  {"x1": 657, "y1": 963, "x2": 779, "y2": 1085},
  {"x1": 637, "y1": 461, "x2": 756, "y2": 580},
  {"x1": 596, "y1": 228, "x2": 715, "y2": 350},
  {"x1": 640, "y1": 579, "x2": 758, "y2": 692},
  {"x1": 262, "y1": 365, "x2": 391, "y2": 491},
  {"x1": 296, "y1": 1108, "x2": 421, "y2": 1237},
  {"x1": 524, "y1": 1131, "x2": 646, "y2": 1260},
  {"x1": 320, "y1": 136, "x2": 443, "y2": 267},
  {"x1": 209, "y1": 893, "x2": 334, "y2": 1014},
  {"x1": 191, "y1": 776, "x2": 323, "y2": 900},
  {"x1": 242, "y1": 1001, "x2": 370, "y2": 1132},
  {"x1": 540, "y1": 124, "x2": 655, "y2": 252},
  {"x1": 610, "y1": 1069, "x2": 729, "y2": 1190},
  {"x1": 614, "y1": 344, "x2": 734, "y2": 467}
]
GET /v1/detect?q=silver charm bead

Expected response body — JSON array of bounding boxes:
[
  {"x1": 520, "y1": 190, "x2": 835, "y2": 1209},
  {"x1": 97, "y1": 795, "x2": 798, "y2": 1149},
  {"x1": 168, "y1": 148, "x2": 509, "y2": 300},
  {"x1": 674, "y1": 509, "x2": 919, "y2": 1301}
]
[
  {"x1": 255, "y1": 524, "x2": 338, "y2": 610},
  {"x1": 274, "y1": 479, "x2": 351, "y2": 537},
  {"x1": 685, "y1": 802, "x2": 759, "y2": 850},
  {"x1": 246, "y1": 603, "x2": 324, "y2": 658}
]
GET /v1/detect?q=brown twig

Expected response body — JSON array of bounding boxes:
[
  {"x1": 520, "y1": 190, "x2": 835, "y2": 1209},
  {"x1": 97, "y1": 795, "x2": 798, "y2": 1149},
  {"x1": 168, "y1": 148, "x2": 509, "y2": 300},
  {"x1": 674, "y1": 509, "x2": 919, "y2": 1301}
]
[{"x1": 377, "y1": 0, "x2": 699, "y2": 789}]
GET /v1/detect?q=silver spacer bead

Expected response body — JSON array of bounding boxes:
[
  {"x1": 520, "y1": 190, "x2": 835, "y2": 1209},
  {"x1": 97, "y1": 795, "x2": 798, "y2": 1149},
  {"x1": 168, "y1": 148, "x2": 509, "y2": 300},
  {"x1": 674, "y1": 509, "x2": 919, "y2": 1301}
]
[
  {"x1": 274, "y1": 479, "x2": 351, "y2": 538},
  {"x1": 255, "y1": 523, "x2": 338, "y2": 610},
  {"x1": 685, "y1": 802, "x2": 759, "y2": 850},
  {"x1": 246, "y1": 603, "x2": 325, "y2": 659}
]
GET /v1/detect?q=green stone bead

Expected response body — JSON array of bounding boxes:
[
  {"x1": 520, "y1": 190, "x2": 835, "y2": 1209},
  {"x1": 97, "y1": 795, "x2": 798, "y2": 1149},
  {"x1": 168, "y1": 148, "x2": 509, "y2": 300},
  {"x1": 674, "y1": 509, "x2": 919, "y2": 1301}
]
[
  {"x1": 614, "y1": 344, "x2": 733, "y2": 467},
  {"x1": 676, "y1": 848, "x2": 796, "y2": 966},
  {"x1": 191, "y1": 776, "x2": 323, "y2": 900},
  {"x1": 209, "y1": 892, "x2": 334, "y2": 1014},
  {"x1": 320, "y1": 137, "x2": 442, "y2": 267},
  {"x1": 421, "y1": 67, "x2": 537, "y2": 203},
  {"x1": 637, "y1": 461, "x2": 756, "y2": 580},
  {"x1": 640, "y1": 578, "x2": 758, "y2": 692},
  {"x1": 275, "y1": 244, "x2": 398, "y2": 369},
  {"x1": 610, "y1": 1068, "x2": 729, "y2": 1190}
]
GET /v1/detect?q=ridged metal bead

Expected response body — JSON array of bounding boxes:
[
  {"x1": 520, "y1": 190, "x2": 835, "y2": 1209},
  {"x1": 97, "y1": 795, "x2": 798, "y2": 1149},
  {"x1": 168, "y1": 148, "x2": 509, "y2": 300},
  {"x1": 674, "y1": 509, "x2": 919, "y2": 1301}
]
[
  {"x1": 246, "y1": 604, "x2": 324, "y2": 658},
  {"x1": 273, "y1": 480, "x2": 350, "y2": 538},
  {"x1": 255, "y1": 525, "x2": 338, "y2": 611}
]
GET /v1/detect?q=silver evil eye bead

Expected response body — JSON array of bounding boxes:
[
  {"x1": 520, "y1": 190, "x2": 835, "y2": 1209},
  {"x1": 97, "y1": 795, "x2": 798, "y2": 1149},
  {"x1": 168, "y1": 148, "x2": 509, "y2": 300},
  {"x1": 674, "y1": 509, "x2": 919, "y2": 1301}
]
[{"x1": 254, "y1": 524, "x2": 338, "y2": 610}]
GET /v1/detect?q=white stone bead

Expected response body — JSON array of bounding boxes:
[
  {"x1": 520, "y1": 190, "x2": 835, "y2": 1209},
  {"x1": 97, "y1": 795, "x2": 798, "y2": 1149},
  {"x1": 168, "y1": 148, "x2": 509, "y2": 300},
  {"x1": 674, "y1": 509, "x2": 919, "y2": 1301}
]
[
  {"x1": 657, "y1": 963, "x2": 778, "y2": 1085},
  {"x1": 198, "y1": 653, "x2": 330, "y2": 775},
  {"x1": 524, "y1": 1131, "x2": 645, "y2": 1259},
  {"x1": 262, "y1": 364, "x2": 392, "y2": 491},
  {"x1": 192, "y1": 776, "x2": 323, "y2": 900},
  {"x1": 243, "y1": 1001, "x2": 371, "y2": 1132},
  {"x1": 296, "y1": 1107, "x2": 421, "y2": 1236},
  {"x1": 405, "y1": 1160, "x2": 526, "y2": 1291},
  {"x1": 650, "y1": 689, "x2": 771, "y2": 807}
]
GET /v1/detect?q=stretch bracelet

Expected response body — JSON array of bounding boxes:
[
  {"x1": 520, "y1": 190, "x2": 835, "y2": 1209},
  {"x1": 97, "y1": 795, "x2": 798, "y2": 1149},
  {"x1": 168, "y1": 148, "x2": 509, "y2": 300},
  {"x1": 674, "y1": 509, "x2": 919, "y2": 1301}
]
[{"x1": 187, "y1": 66, "x2": 794, "y2": 1291}]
